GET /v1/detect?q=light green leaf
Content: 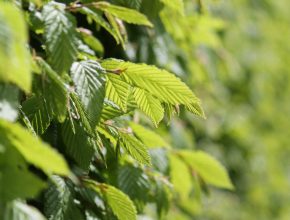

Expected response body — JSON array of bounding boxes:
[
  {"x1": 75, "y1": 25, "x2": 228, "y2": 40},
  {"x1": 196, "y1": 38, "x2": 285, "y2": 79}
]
[
  {"x1": 105, "y1": 73, "x2": 130, "y2": 111},
  {"x1": 169, "y1": 154, "x2": 192, "y2": 200},
  {"x1": 0, "y1": 167, "x2": 46, "y2": 202},
  {"x1": 132, "y1": 88, "x2": 164, "y2": 126},
  {"x1": 97, "y1": 2, "x2": 153, "y2": 27},
  {"x1": 105, "y1": 12, "x2": 126, "y2": 47},
  {"x1": 0, "y1": 2, "x2": 31, "y2": 92},
  {"x1": 160, "y1": 0, "x2": 184, "y2": 15},
  {"x1": 80, "y1": 7, "x2": 120, "y2": 44},
  {"x1": 0, "y1": 120, "x2": 69, "y2": 176},
  {"x1": 179, "y1": 150, "x2": 234, "y2": 190},
  {"x1": 129, "y1": 122, "x2": 169, "y2": 148},
  {"x1": 101, "y1": 59, "x2": 204, "y2": 118},
  {"x1": 78, "y1": 29, "x2": 104, "y2": 55},
  {"x1": 119, "y1": 132, "x2": 151, "y2": 166},
  {"x1": 71, "y1": 60, "x2": 106, "y2": 128},
  {"x1": 43, "y1": 2, "x2": 78, "y2": 74},
  {"x1": 85, "y1": 181, "x2": 137, "y2": 220}
]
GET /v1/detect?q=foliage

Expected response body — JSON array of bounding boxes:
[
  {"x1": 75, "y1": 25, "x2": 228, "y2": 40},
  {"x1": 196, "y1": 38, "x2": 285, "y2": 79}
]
[{"x1": 3, "y1": 0, "x2": 288, "y2": 219}]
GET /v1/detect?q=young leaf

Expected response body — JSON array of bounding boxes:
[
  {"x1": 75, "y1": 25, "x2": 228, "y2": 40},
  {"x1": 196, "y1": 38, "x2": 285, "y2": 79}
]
[
  {"x1": 97, "y1": 2, "x2": 153, "y2": 27},
  {"x1": 43, "y1": 2, "x2": 78, "y2": 74},
  {"x1": 85, "y1": 181, "x2": 137, "y2": 220},
  {"x1": 71, "y1": 60, "x2": 106, "y2": 128},
  {"x1": 0, "y1": 120, "x2": 69, "y2": 176},
  {"x1": 78, "y1": 28, "x2": 104, "y2": 55},
  {"x1": 119, "y1": 132, "x2": 151, "y2": 166},
  {"x1": 129, "y1": 122, "x2": 169, "y2": 148},
  {"x1": 0, "y1": 2, "x2": 31, "y2": 92},
  {"x1": 160, "y1": 0, "x2": 184, "y2": 15},
  {"x1": 101, "y1": 59, "x2": 204, "y2": 118},
  {"x1": 179, "y1": 150, "x2": 234, "y2": 190},
  {"x1": 169, "y1": 154, "x2": 192, "y2": 200},
  {"x1": 105, "y1": 73, "x2": 130, "y2": 111},
  {"x1": 80, "y1": 7, "x2": 120, "y2": 44},
  {"x1": 132, "y1": 88, "x2": 164, "y2": 126}
]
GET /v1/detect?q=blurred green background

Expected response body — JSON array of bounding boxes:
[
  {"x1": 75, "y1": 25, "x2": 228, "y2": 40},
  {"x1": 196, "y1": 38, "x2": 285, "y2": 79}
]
[{"x1": 128, "y1": 0, "x2": 290, "y2": 219}]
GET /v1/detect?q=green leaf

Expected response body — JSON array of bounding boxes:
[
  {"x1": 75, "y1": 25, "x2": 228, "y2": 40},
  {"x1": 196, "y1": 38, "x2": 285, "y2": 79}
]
[
  {"x1": 155, "y1": 179, "x2": 172, "y2": 219},
  {"x1": 97, "y1": 2, "x2": 153, "y2": 27},
  {"x1": 85, "y1": 181, "x2": 137, "y2": 220},
  {"x1": 78, "y1": 28, "x2": 104, "y2": 55},
  {"x1": 132, "y1": 88, "x2": 164, "y2": 126},
  {"x1": 0, "y1": 120, "x2": 69, "y2": 176},
  {"x1": 21, "y1": 95, "x2": 53, "y2": 135},
  {"x1": 0, "y1": 84, "x2": 19, "y2": 122},
  {"x1": 118, "y1": 165, "x2": 150, "y2": 209},
  {"x1": 119, "y1": 132, "x2": 151, "y2": 166},
  {"x1": 37, "y1": 59, "x2": 68, "y2": 122},
  {"x1": 101, "y1": 59, "x2": 204, "y2": 118},
  {"x1": 105, "y1": 73, "x2": 130, "y2": 111},
  {"x1": 44, "y1": 176, "x2": 85, "y2": 220},
  {"x1": 61, "y1": 120, "x2": 95, "y2": 170},
  {"x1": 129, "y1": 122, "x2": 169, "y2": 148},
  {"x1": 69, "y1": 92, "x2": 94, "y2": 135},
  {"x1": 71, "y1": 60, "x2": 106, "y2": 128},
  {"x1": 0, "y1": 2, "x2": 31, "y2": 92},
  {"x1": 113, "y1": 0, "x2": 143, "y2": 10},
  {"x1": 100, "y1": 103, "x2": 126, "y2": 122},
  {"x1": 179, "y1": 151, "x2": 234, "y2": 190},
  {"x1": 80, "y1": 7, "x2": 120, "y2": 44},
  {"x1": 0, "y1": 167, "x2": 46, "y2": 202},
  {"x1": 105, "y1": 12, "x2": 126, "y2": 47},
  {"x1": 160, "y1": 0, "x2": 184, "y2": 15},
  {"x1": 104, "y1": 185, "x2": 136, "y2": 220},
  {"x1": 4, "y1": 201, "x2": 46, "y2": 220},
  {"x1": 43, "y1": 2, "x2": 78, "y2": 74},
  {"x1": 169, "y1": 154, "x2": 192, "y2": 200}
]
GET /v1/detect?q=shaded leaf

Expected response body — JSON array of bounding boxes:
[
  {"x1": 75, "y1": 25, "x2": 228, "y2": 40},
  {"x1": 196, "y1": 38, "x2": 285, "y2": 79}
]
[
  {"x1": 21, "y1": 95, "x2": 53, "y2": 135},
  {"x1": 44, "y1": 176, "x2": 85, "y2": 220},
  {"x1": 43, "y1": 2, "x2": 78, "y2": 73},
  {"x1": 61, "y1": 120, "x2": 95, "y2": 170},
  {"x1": 71, "y1": 60, "x2": 106, "y2": 128}
]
